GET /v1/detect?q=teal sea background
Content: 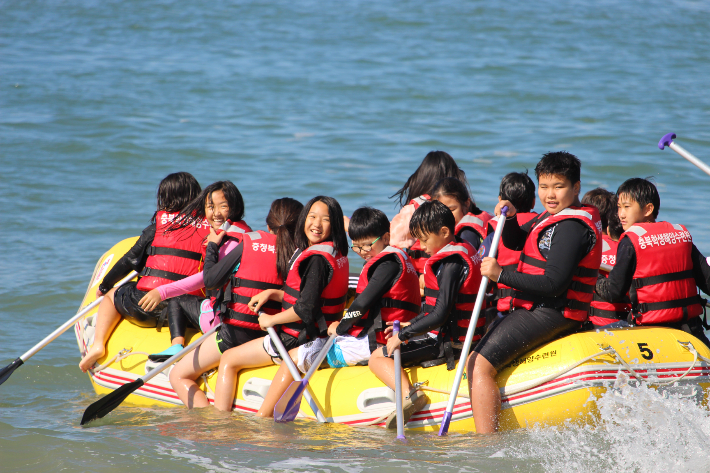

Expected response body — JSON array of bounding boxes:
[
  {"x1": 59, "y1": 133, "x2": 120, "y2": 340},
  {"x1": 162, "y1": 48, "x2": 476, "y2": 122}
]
[{"x1": 2, "y1": 1, "x2": 710, "y2": 471}]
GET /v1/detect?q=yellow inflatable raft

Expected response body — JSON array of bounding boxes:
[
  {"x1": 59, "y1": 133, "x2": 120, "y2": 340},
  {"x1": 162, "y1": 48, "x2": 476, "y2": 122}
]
[{"x1": 75, "y1": 238, "x2": 710, "y2": 432}]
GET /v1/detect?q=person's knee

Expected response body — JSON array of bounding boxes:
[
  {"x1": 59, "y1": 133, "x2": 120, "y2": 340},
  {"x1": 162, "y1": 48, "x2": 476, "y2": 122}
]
[{"x1": 468, "y1": 352, "x2": 497, "y2": 381}]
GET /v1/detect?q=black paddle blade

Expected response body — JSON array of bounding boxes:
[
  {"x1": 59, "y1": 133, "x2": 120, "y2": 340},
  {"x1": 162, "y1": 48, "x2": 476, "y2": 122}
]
[
  {"x1": 81, "y1": 378, "x2": 144, "y2": 425},
  {"x1": 0, "y1": 358, "x2": 24, "y2": 386}
]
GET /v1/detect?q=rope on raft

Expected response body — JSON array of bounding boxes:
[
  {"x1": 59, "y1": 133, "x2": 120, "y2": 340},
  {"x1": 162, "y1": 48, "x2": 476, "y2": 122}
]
[
  {"x1": 359, "y1": 341, "x2": 706, "y2": 426},
  {"x1": 91, "y1": 347, "x2": 150, "y2": 373}
]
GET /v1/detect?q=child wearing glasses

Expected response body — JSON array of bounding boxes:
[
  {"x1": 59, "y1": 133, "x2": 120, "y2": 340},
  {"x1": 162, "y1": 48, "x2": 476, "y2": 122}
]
[{"x1": 328, "y1": 207, "x2": 421, "y2": 372}]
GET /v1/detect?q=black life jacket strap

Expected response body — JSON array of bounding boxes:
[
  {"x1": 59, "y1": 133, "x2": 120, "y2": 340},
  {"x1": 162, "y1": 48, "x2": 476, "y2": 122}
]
[
  {"x1": 228, "y1": 294, "x2": 282, "y2": 311},
  {"x1": 632, "y1": 270, "x2": 695, "y2": 289},
  {"x1": 495, "y1": 287, "x2": 515, "y2": 299},
  {"x1": 146, "y1": 246, "x2": 203, "y2": 261},
  {"x1": 519, "y1": 253, "x2": 546, "y2": 269},
  {"x1": 139, "y1": 266, "x2": 187, "y2": 281},
  {"x1": 501, "y1": 264, "x2": 518, "y2": 272},
  {"x1": 520, "y1": 253, "x2": 598, "y2": 279},
  {"x1": 588, "y1": 306, "x2": 630, "y2": 320},
  {"x1": 568, "y1": 280, "x2": 595, "y2": 294},
  {"x1": 283, "y1": 285, "x2": 300, "y2": 300},
  {"x1": 230, "y1": 276, "x2": 282, "y2": 291},
  {"x1": 514, "y1": 291, "x2": 591, "y2": 313},
  {"x1": 380, "y1": 298, "x2": 420, "y2": 314},
  {"x1": 636, "y1": 295, "x2": 703, "y2": 314}
]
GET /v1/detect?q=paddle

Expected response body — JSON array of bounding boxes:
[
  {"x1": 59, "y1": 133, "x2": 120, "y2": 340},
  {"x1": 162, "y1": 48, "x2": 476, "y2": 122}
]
[
  {"x1": 81, "y1": 323, "x2": 221, "y2": 425},
  {"x1": 393, "y1": 320, "x2": 405, "y2": 440},
  {"x1": 0, "y1": 270, "x2": 139, "y2": 387},
  {"x1": 438, "y1": 206, "x2": 509, "y2": 436},
  {"x1": 659, "y1": 133, "x2": 710, "y2": 178},
  {"x1": 273, "y1": 333, "x2": 336, "y2": 423},
  {"x1": 265, "y1": 327, "x2": 327, "y2": 423}
]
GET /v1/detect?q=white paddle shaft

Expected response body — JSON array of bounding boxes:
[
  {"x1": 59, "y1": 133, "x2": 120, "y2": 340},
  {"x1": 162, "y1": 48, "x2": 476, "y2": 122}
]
[
  {"x1": 266, "y1": 327, "x2": 326, "y2": 422},
  {"x1": 669, "y1": 142, "x2": 710, "y2": 177},
  {"x1": 443, "y1": 210, "x2": 508, "y2": 417},
  {"x1": 23, "y1": 270, "x2": 139, "y2": 362}
]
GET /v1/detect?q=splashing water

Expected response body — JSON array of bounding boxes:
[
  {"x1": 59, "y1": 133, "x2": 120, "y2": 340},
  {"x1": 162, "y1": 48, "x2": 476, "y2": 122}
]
[{"x1": 506, "y1": 373, "x2": 710, "y2": 472}]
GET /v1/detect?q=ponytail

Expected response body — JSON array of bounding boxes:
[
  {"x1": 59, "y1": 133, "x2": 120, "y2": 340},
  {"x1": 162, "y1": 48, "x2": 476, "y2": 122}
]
[{"x1": 266, "y1": 198, "x2": 304, "y2": 279}]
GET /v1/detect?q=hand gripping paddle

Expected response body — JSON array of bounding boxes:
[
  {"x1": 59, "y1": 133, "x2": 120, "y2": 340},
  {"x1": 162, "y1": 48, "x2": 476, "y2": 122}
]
[
  {"x1": 273, "y1": 333, "x2": 336, "y2": 423},
  {"x1": 438, "y1": 206, "x2": 508, "y2": 436}
]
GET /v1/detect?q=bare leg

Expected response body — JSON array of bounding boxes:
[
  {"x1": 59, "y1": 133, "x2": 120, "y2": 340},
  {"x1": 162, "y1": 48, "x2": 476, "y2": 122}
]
[
  {"x1": 213, "y1": 337, "x2": 275, "y2": 412},
  {"x1": 171, "y1": 336, "x2": 186, "y2": 346},
  {"x1": 466, "y1": 351, "x2": 500, "y2": 434},
  {"x1": 368, "y1": 348, "x2": 412, "y2": 401},
  {"x1": 169, "y1": 334, "x2": 222, "y2": 408},
  {"x1": 79, "y1": 288, "x2": 120, "y2": 372},
  {"x1": 255, "y1": 347, "x2": 299, "y2": 417}
]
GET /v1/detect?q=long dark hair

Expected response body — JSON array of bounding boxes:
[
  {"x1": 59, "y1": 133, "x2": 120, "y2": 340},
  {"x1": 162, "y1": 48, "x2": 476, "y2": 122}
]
[
  {"x1": 295, "y1": 196, "x2": 349, "y2": 257},
  {"x1": 170, "y1": 181, "x2": 245, "y2": 230},
  {"x1": 430, "y1": 177, "x2": 484, "y2": 215},
  {"x1": 390, "y1": 151, "x2": 468, "y2": 208},
  {"x1": 266, "y1": 198, "x2": 304, "y2": 279},
  {"x1": 152, "y1": 172, "x2": 201, "y2": 223}
]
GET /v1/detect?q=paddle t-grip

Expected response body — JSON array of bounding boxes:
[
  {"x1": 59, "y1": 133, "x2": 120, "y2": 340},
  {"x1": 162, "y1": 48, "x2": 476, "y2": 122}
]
[{"x1": 658, "y1": 132, "x2": 676, "y2": 150}]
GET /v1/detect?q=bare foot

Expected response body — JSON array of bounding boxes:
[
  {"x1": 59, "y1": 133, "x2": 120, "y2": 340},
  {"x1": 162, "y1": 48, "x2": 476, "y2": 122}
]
[{"x1": 79, "y1": 345, "x2": 105, "y2": 373}]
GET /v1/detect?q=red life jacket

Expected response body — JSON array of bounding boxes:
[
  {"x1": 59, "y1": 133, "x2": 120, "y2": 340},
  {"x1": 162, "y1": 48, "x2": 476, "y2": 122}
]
[
  {"x1": 487, "y1": 212, "x2": 539, "y2": 313},
  {"x1": 422, "y1": 241, "x2": 484, "y2": 345},
  {"x1": 219, "y1": 219, "x2": 252, "y2": 244},
  {"x1": 346, "y1": 246, "x2": 421, "y2": 346},
  {"x1": 588, "y1": 234, "x2": 633, "y2": 326},
  {"x1": 511, "y1": 206, "x2": 603, "y2": 322},
  {"x1": 623, "y1": 222, "x2": 703, "y2": 324},
  {"x1": 405, "y1": 194, "x2": 431, "y2": 273},
  {"x1": 136, "y1": 210, "x2": 210, "y2": 296},
  {"x1": 223, "y1": 231, "x2": 284, "y2": 330},
  {"x1": 281, "y1": 242, "x2": 349, "y2": 342},
  {"x1": 455, "y1": 210, "x2": 494, "y2": 242}
]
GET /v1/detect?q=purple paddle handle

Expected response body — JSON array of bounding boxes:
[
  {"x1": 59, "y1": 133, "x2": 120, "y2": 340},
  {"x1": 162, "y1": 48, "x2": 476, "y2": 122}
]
[
  {"x1": 659, "y1": 133, "x2": 676, "y2": 150},
  {"x1": 501, "y1": 205, "x2": 509, "y2": 216}
]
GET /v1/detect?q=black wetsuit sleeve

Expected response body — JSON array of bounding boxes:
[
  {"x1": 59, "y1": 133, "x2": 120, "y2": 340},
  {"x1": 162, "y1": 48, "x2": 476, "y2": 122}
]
[
  {"x1": 498, "y1": 219, "x2": 594, "y2": 297},
  {"x1": 501, "y1": 215, "x2": 527, "y2": 251},
  {"x1": 399, "y1": 258, "x2": 466, "y2": 341},
  {"x1": 293, "y1": 255, "x2": 331, "y2": 327},
  {"x1": 99, "y1": 223, "x2": 155, "y2": 294},
  {"x1": 202, "y1": 241, "x2": 244, "y2": 290},
  {"x1": 595, "y1": 237, "x2": 636, "y2": 302},
  {"x1": 336, "y1": 259, "x2": 400, "y2": 335},
  {"x1": 458, "y1": 228, "x2": 482, "y2": 250},
  {"x1": 692, "y1": 244, "x2": 710, "y2": 295}
]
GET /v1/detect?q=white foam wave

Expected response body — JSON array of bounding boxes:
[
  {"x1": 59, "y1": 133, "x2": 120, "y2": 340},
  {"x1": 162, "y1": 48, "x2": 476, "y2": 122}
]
[{"x1": 506, "y1": 374, "x2": 710, "y2": 472}]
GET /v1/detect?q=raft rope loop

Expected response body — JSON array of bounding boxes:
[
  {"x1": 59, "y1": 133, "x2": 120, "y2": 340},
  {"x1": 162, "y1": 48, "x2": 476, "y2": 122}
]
[
  {"x1": 90, "y1": 347, "x2": 151, "y2": 373},
  {"x1": 500, "y1": 347, "x2": 616, "y2": 397}
]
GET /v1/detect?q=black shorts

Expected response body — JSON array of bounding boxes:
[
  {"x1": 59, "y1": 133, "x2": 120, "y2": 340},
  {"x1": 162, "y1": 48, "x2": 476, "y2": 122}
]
[
  {"x1": 167, "y1": 294, "x2": 204, "y2": 339},
  {"x1": 474, "y1": 307, "x2": 581, "y2": 372},
  {"x1": 382, "y1": 336, "x2": 441, "y2": 366},
  {"x1": 216, "y1": 323, "x2": 265, "y2": 353},
  {"x1": 113, "y1": 281, "x2": 168, "y2": 328}
]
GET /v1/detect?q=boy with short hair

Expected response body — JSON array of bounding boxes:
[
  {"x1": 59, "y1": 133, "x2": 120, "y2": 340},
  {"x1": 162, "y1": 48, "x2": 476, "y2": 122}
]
[
  {"x1": 595, "y1": 178, "x2": 710, "y2": 345},
  {"x1": 582, "y1": 189, "x2": 632, "y2": 328},
  {"x1": 470, "y1": 151, "x2": 602, "y2": 433},
  {"x1": 328, "y1": 207, "x2": 421, "y2": 367},
  {"x1": 370, "y1": 200, "x2": 484, "y2": 428},
  {"x1": 483, "y1": 171, "x2": 539, "y2": 317}
]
